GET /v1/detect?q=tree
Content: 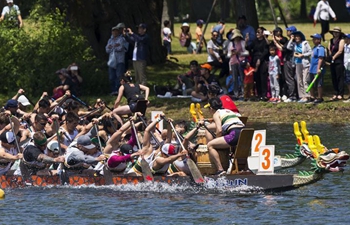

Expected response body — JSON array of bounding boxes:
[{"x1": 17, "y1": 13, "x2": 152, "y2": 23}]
[{"x1": 234, "y1": 0, "x2": 259, "y2": 30}]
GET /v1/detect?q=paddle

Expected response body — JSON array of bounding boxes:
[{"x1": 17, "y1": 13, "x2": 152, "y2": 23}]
[
  {"x1": 54, "y1": 120, "x2": 67, "y2": 185},
  {"x1": 168, "y1": 120, "x2": 204, "y2": 184},
  {"x1": 130, "y1": 119, "x2": 154, "y2": 182},
  {"x1": 48, "y1": 94, "x2": 70, "y2": 116},
  {"x1": 137, "y1": 114, "x2": 161, "y2": 148},
  {"x1": 71, "y1": 94, "x2": 90, "y2": 109},
  {"x1": 9, "y1": 116, "x2": 30, "y2": 184}
]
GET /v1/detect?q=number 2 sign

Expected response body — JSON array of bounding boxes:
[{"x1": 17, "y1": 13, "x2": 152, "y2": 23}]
[
  {"x1": 251, "y1": 130, "x2": 266, "y2": 156},
  {"x1": 258, "y1": 145, "x2": 275, "y2": 174}
]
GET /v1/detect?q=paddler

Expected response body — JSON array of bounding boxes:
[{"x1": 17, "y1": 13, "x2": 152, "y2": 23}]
[{"x1": 205, "y1": 97, "x2": 245, "y2": 176}]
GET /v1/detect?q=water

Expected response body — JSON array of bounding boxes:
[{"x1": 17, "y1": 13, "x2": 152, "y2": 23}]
[{"x1": 1, "y1": 123, "x2": 349, "y2": 225}]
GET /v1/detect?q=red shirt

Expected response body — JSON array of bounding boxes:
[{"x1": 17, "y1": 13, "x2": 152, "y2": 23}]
[
  {"x1": 220, "y1": 95, "x2": 239, "y2": 113},
  {"x1": 244, "y1": 66, "x2": 255, "y2": 84}
]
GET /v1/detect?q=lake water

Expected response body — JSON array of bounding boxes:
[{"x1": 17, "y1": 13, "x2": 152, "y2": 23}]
[{"x1": 1, "y1": 123, "x2": 349, "y2": 225}]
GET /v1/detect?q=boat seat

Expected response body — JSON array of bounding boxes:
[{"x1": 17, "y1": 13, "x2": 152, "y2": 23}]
[{"x1": 230, "y1": 128, "x2": 254, "y2": 174}]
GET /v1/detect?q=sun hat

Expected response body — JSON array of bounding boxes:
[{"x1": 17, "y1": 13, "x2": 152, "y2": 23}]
[
  {"x1": 330, "y1": 26, "x2": 343, "y2": 35},
  {"x1": 77, "y1": 135, "x2": 95, "y2": 149},
  {"x1": 0, "y1": 131, "x2": 15, "y2": 144},
  {"x1": 292, "y1": 30, "x2": 306, "y2": 41},
  {"x1": 18, "y1": 95, "x2": 31, "y2": 106},
  {"x1": 310, "y1": 33, "x2": 322, "y2": 39},
  {"x1": 200, "y1": 63, "x2": 212, "y2": 71},
  {"x1": 115, "y1": 23, "x2": 125, "y2": 29},
  {"x1": 161, "y1": 143, "x2": 179, "y2": 156},
  {"x1": 230, "y1": 29, "x2": 243, "y2": 40},
  {"x1": 181, "y1": 23, "x2": 189, "y2": 28}
]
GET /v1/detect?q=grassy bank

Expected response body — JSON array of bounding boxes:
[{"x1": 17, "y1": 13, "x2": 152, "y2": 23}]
[{"x1": 2, "y1": 22, "x2": 350, "y2": 123}]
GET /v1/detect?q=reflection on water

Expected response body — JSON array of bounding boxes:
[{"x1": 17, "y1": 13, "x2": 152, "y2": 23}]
[{"x1": 1, "y1": 123, "x2": 350, "y2": 224}]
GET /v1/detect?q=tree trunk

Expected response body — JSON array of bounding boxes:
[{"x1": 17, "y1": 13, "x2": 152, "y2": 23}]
[
  {"x1": 234, "y1": 0, "x2": 259, "y2": 30},
  {"x1": 300, "y1": 0, "x2": 307, "y2": 19},
  {"x1": 190, "y1": 0, "x2": 215, "y2": 22},
  {"x1": 279, "y1": 0, "x2": 291, "y2": 21},
  {"x1": 61, "y1": 0, "x2": 166, "y2": 64},
  {"x1": 329, "y1": 0, "x2": 350, "y2": 22},
  {"x1": 220, "y1": 0, "x2": 230, "y2": 21}
]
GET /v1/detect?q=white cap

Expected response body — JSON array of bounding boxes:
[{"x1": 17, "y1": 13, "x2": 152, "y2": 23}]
[
  {"x1": 47, "y1": 140, "x2": 59, "y2": 152},
  {"x1": 18, "y1": 95, "x2": 31, "y2": 106},
  {"x1": 6, "y1": 0, "x2": 13, "y2": 3}
]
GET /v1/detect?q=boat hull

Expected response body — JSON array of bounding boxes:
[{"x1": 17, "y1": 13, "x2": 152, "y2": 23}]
[{"x1": 0, "y1": 171, "x2": 323, "y2": 192}]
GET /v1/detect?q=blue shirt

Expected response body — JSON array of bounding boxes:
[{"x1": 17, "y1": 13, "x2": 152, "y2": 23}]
[
  {"x1": 310, "y1": 45, "x2": 325, "y2": 74},
  {"x1": 294, "y1": 43, "x2": 302, "y2": 64}
]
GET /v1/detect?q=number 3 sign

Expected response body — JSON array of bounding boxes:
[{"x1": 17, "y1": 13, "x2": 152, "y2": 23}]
[{"x1": 258, "y1": 145, "x2": 275, "y2": 174}]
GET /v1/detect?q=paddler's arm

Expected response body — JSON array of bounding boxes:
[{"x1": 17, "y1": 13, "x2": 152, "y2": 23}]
[{"x1": 213, "y1": 111, "x2": 222, "y2": 137}]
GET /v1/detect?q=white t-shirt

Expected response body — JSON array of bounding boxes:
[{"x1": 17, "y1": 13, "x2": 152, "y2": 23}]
[
  {"x1": 207, "y1": 40, "x2": 220, "y2": 63},
  {"x1": 314, "y1": 0, "x2": 336, "y2": 21},
  {"x1": 163, "y1": 27, "x2": 172, "y2": 42},
  {"x1": 344, "y1": 43, "x2": 350, "y2": 71},
  {"x1": 1, "y1": 5, "x2": 20, "y2": 17}
]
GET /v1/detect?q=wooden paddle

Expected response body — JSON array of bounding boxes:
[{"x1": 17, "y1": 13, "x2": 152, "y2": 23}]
[
  {"x1": 137, "y1": 114, "x2": 161, "y2": 148},
  {"x1": 168, "y1": 120, "x2": 204, "y2": 184},
  {"x1": 9, "y1": 117, "x2": 31, "y2": 184},
  {"x1": 130, "y1": 119, "x2": 154, "y2": 182}
]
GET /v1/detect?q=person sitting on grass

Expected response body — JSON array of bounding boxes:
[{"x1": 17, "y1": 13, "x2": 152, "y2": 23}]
[
  {"x1": 113, "y1": 72, "x2": 149, "y2": 124},
  {"x1": 191, "y1": 63, "x2": 221, "y2": 103}
]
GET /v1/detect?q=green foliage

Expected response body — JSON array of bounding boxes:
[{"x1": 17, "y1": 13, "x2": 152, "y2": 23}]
[{"x1": 0, "y1": 3, "x2": 103, "y2": 97}]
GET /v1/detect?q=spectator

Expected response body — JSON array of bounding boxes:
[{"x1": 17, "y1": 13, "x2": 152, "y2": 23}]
[
  {"x1": 268, "y1": 45, "x2": 281, "y2": 102},
  {"x1": 328, "y1": 27, "x2": 345, "y2": 101},
  {"x1": 227, "y1": 29, "x2": 247, "y2": 99},
  {"x1": 237, "y1": 15, "x2": 255, "y2": 46},
  {"x1": 125, "y1": 23, "x2": 150, "y2": 85},
  {"x1": 211, "y1": 19, "x2": 225, "y2": 46},
  {"x1": 0, "y1": 0, "x2": 22, "y2": 28},
  {"x1": 246, "y1": 27, "x2": 270, "y2": 101},
  {"x1": 191, "y1": 63, "x2": 221, "y2": 102},
  {"x1": 277, "y1": 26, "x2": 298, "y2": 102},
  {"x1": 313, "y1": 0, "x2": 336, "y2": 42},
  {"x1": 287, "y1": 30, "x2": 312, "y2": 103},
  {"x1": 195, "y1": 19, "x2": 205, "y2": 54},
  {"x1": 179, "y1": 23, "x2": 196, "y2": 54},
  {"x1": 347, "y1": 0, "x2": 350, "y2": 14},
  {"x1": 207, "y1": 31, "x2": 224, "y2": 77},
  {"x1": 242, "y1": 60, "x2": 255, "y2": 101},
  {"x1": 67, "y1": 63, "x2": 83, "y2": 96},
  {"x1": 343, "y1": 33, "x2": 350, "y2": 102},
  {"x1": 162, "y1": 20, "x2": 172, "y2": 55},
  {"x1": 106, "y1": 23, "x2": 127, "y2": 95},
  {"x1": 309, "y1": 33, "x2": 326, "y2": 103},
  {"x1": 272, "y1": 27, "x2": 288, "y2": 100},
  {"x1": 53, "y1": 69, "x2": 75, "y2": 99},
  {"x1": 176, "y1": 60, "x2": 201, "y2": 95}
]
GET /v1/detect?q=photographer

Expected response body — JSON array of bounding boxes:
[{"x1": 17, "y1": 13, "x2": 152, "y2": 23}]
[{"x1": 67, "y1": 63, "x2": 83, "y2": 96}]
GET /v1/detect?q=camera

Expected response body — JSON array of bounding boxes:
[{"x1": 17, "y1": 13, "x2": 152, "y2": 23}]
[{"x1": 70, "y1": 66, "x2": 78, "y2": 71}]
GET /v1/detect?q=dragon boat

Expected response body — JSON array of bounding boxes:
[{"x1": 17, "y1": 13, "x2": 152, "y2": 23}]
[{"x1": 0, "y1": 125, "x2": 348, "y2": 192}]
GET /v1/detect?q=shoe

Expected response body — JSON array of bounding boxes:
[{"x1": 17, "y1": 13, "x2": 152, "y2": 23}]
[
  {"x1": 343, "y1": 98, "x2": 350, "y2": 103},
  {"x1": 298, "y1": 98, "x2": 309, "y2": 103},
  {"x1": 314, "y1": 98, "x2": 324, "y2": 104},
  {"x1": 215, "y1": 170, "x2": 226, "y2": 177},
  {"x1": 284, "y1": 98, "x2": 294, "y2": 103},
  {"x1": 281, "y1": 95, "x2": 287, "y2": 101},
  {"x1": 268, "y1": 98, "x2": 276, "y2": 102}
]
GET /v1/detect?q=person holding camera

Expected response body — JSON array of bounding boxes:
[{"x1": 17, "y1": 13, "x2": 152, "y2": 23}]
[{"x1": 67, "y1": 63, "x2": 83, "y2": 96}]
